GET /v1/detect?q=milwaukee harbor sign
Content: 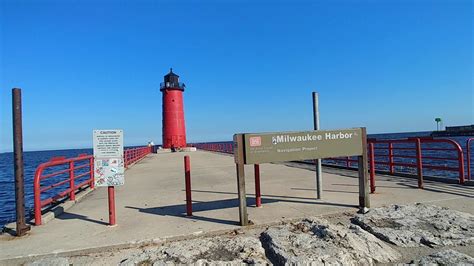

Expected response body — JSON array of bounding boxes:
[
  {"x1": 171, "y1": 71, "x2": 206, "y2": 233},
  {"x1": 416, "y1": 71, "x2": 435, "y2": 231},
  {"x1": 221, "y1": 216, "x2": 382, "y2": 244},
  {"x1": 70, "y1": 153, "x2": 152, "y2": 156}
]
[
  {"x1": 233, "y1": 127, "x2": 369, "y2": 226},
  {"x1": 234, "y1": 128, "x2": 364, "y2": 164}
]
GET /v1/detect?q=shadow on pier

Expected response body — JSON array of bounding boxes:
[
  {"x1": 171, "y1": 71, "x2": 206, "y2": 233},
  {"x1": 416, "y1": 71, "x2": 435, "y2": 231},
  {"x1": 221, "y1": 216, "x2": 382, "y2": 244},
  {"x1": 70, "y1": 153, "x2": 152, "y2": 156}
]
[
  {"x1": 126, "y1": 192, "x2": 357, "y2": 226},
  {"x1": 56, "y1": 212, "x2": 109, "y2": 226}
]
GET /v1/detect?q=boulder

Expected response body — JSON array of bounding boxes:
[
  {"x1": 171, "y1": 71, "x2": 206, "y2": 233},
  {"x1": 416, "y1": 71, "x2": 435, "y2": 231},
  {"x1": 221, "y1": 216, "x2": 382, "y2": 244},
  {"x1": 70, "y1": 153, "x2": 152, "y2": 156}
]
[
  {"x1": 260, "y1": 218, "x2": 400, "y2": 265},
  {"x1": 352, "y1": 204, "x2": 474, "y2": 247}
]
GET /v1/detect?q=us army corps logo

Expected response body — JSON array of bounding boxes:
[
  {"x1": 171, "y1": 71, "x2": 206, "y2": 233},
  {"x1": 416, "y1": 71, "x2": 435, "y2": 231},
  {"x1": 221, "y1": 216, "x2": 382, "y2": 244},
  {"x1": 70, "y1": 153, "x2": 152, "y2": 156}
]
[{"x1": 249, "y1": 137, "x2": 262, "y2": 147}]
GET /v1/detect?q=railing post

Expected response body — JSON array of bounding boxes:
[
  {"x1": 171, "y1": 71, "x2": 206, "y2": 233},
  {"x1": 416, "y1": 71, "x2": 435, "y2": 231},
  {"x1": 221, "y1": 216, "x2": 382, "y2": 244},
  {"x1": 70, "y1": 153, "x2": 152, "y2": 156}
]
[
  {"x1": 34, "y1": 168, "x2": 42, "y2": 225},
  {"x1": 467, "y1": 139, "x2": 472, "y2": 181},
  {"x1": 369, "y1": 143, "x2": 376, "y2": 193},
  {"x1": 415, "y1": 138, "x2": 423, "y2": 189},
  {"x1": 254, "y1": 164, "x2": 262, "y2": 207},
  {"x1": 125, "y1": 150, "x2": 128, "y2": 168},
  {"x1": 184, "y1": 155, "x2": 192, "y2": 216},
  {"x1": 458, "y1": 148, "x2": 465, "y2": 184},
  {"x1": 69, "y1": 161, "x2": 76, "y2": 201},
  {"x1": 388, "y1": 142, "x2": 394, "y2": 174},
  {"x1": 89, "y1": 157, "x2": 95, "y2": 189}
]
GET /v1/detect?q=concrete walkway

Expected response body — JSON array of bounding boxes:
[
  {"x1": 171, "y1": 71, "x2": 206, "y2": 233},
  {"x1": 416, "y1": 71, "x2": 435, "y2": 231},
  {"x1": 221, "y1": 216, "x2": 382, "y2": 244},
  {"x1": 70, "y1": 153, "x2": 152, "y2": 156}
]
[{"x1": 1, "y1": 151, "x2": 473, "y2": 261}]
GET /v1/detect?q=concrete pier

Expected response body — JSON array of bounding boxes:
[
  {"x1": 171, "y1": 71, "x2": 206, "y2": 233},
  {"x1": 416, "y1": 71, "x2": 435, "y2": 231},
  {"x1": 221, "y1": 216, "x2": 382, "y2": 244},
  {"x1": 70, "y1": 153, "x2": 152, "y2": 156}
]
[{"x1": 1, "y1": 151, "x2": 473, "y2": 261}]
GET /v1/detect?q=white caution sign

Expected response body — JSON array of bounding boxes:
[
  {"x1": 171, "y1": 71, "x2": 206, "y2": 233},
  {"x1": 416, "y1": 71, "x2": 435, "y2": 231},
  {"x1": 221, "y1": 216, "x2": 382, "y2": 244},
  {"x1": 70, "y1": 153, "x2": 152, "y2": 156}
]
[
  {"x1": 93, "y1": 130, "x2": 124, "y2": 186},
  {"x1": 93, "y1": 130, "x2": 124, "y2": 158}
]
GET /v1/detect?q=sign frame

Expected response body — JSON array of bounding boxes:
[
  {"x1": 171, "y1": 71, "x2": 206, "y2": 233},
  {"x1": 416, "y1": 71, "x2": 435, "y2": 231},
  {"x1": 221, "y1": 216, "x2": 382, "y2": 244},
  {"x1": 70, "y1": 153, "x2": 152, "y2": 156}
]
[{"x1": 233, "y1": 127, "x2": 370, "y2": 226}]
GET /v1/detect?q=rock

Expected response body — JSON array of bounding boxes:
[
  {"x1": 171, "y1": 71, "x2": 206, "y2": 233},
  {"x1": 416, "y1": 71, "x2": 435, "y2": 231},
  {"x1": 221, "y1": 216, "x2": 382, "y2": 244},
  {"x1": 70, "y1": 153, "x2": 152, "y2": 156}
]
[
  {"x1": 260, "y1": 218, "x2": 400, "y2": 265},
  {"x1": 352, "y1": 204, "x2": 474, "y2": 247},
  {"x1": 26, "y1": 257, "x2": 70, "y2": 266},
  {"x1": 119, "y1": 236, "x2": 268, "y2": 265},
  {"x1": 412, "y1": 250, "x2": 474, "y2": 265}
]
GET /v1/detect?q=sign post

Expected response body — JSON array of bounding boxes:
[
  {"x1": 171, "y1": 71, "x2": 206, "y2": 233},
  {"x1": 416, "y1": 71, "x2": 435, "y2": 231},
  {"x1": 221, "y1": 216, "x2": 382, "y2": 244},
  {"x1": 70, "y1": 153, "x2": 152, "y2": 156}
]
[
  {"x1": 93, "y1": 130, "x2": 124, "y2": 226},
  {"x1": 233, "y1": 127, "x2": 369, "y2": 226},
  {"x1": 357, "y1": 127, "x2": 370, "y2": 211},
  {"x1": 234, "y1": 134, "x2": 248, "y2": 226}
]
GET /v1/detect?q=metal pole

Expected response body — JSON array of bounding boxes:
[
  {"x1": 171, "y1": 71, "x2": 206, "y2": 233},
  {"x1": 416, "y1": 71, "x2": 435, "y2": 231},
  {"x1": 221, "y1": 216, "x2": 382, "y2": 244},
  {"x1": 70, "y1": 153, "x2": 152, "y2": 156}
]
[
  {"x1": 467, "y1": 139, "x2": 472, "y2": 181},
  {"x1": 312, "y1": 92, "x2": 322, "y2": 199},
  {"x1": 457, "y1": 149, "x2": 465, "y2": 185},
  {"x1": 184, "y1": 155, "x2": 192, "y2": 216},
  {"x1": 12, "y1": 88, "x2": 31, "y2": 236},
  {"x1": 108, "y1": 186, "x2": 116, "y2": 225}
]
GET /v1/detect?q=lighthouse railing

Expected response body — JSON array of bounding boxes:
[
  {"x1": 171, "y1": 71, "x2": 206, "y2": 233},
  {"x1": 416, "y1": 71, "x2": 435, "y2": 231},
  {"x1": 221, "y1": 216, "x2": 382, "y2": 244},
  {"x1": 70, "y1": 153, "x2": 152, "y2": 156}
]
[{"x1": 160, "y1": 82, "x2": 186, "y2": 90}]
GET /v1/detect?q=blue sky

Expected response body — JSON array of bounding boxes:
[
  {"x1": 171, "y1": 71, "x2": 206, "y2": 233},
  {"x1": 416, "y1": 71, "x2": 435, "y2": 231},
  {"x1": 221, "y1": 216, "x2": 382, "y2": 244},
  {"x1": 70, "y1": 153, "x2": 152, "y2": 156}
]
[{"x1": 1, "y1": 0, "x2": 472, "y2": 152}]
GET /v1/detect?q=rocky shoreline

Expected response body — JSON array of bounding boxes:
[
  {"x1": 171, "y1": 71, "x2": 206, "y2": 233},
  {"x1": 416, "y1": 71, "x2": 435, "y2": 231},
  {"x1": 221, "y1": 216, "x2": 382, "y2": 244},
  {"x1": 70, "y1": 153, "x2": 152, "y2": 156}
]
[{"x1": 24, "y1": 203, "x2": 474, "y2": 265}]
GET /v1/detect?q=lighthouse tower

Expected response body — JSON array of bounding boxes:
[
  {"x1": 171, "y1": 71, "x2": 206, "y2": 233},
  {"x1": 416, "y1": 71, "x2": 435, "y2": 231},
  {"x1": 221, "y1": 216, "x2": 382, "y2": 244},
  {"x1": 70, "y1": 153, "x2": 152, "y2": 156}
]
[{"x1": 160, "y1": 68, "x2": 187, "y2": 149}]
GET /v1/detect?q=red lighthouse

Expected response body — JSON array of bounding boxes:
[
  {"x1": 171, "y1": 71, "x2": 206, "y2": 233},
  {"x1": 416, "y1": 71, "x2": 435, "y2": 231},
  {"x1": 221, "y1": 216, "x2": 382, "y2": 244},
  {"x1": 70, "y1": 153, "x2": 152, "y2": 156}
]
[{"x1": 160, "y1": 68, "x2": 187, "y2": 149}]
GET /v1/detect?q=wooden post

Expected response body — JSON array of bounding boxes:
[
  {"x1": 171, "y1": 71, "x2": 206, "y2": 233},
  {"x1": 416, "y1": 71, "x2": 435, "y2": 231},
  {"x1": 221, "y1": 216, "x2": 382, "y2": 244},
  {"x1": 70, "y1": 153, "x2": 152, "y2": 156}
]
[
  {"x1": 236, "y1": 163, "x2": 248, "y2": 226},
  {"x1": 358, "y1": 127, "x2": 370, "y2": 210},
  {"x1": 234, "y1": 134, "x2": 248, "y2": 226}
]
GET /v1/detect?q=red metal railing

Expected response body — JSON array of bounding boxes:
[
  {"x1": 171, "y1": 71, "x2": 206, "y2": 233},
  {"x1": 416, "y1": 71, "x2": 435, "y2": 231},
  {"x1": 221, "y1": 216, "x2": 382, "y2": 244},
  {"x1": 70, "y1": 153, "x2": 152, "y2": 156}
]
[
  {"x1": 34, "y1": 146, "x2": 152, "y2": 225},
  {"x1": 192, "y1": 143, "x2": 233, "y2": 154},
  {"x1": 34, "y1": 154, "x2": 94, "y2": 225},
  {"x1": 124, "y1": 146, "x2": 152, "y2": 167},
  {"x1": 193, "y1": 137, "x2": 468, "y2": 187},
  {"x1": 326, "y1": 137, "x2": 465, "y2": 186},
  {"x1": 467, "y1": 138, "x2": 473, "y2": 181}
]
